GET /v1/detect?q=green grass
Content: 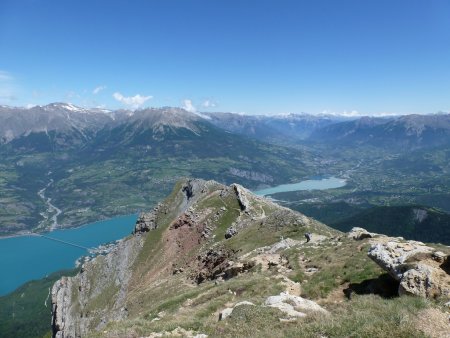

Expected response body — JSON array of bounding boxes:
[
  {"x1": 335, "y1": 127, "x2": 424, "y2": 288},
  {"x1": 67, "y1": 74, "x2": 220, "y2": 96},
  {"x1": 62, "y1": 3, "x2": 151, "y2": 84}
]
[
  {"x1": 285, "y1": 238, "x2": 383, "y2": 299},
  {"x1": 208, "y1": 294, "x2": 430, "y2": 338},
  {"x1": 94, "y1": 273, "x2": 285, "y2": 337},
  {"x1": 207, "y1": 195, "x2": 241, "y2": 241},
  {"x1": 85, "y1": 282, "x2": 120, "y2": 314}
]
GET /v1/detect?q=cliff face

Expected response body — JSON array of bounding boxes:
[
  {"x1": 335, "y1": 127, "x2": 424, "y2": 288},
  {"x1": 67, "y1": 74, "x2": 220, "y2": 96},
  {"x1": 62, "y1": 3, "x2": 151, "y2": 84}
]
[
  {"x1": 51, "y1": 179, "x2": 450, "y2": 338},
  {"x1": 51, "y1": 235, "x2": 143, "y2": 337}
]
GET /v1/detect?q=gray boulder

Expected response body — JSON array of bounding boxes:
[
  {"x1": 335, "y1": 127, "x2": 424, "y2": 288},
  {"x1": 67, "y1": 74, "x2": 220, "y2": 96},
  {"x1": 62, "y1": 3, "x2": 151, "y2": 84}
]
[
  {"x1": 264, "y1": 292, "x2": 328, "y2": 318},
  {"x1": 225, "y1": 227, "x2": 238, "y2": 239},
  {"x1": 347, "y1": 227, "x2": 374, "y2": 240},
  {"x1": 219, "y1": 301, "x2": 255, "y2": 321},
  {"x1": 133, "y1": 211, "x2": 157, "y2": 233},
  {"x1": 232, "y1": 184, "x2": 250, "y2": 211},
  {"x1": 368, "y1": 238, "x2": 450, "y2": 298}
]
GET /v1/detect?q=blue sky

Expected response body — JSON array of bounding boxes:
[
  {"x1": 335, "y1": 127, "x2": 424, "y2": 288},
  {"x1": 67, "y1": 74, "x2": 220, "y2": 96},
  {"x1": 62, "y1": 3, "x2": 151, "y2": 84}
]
[{"x1": 0, "y1": 0, "x2": 449, "y2": 115}]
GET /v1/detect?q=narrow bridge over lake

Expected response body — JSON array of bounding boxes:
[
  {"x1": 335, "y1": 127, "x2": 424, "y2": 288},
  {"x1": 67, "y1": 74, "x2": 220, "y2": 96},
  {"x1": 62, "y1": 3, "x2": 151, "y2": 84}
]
[{"x1": 32, "y1": 233, "x2": 90, "y2": 251}]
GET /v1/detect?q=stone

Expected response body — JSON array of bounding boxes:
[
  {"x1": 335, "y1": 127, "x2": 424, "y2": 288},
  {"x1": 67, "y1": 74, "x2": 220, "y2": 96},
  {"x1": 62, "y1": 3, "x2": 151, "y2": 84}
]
[
  {"x1": 133, "y1": 212, "x2": 157, "y2": 234},
  {"x1": 368, "y1": 240, "x2": 433, "y2": 280},
  {"x1": 267, "y1": 238, "x2": 299, "y2": 253},
  {"x1": 234, "y1": 301, "x2": 255, "y2": 307},
  {"x1": 194, "y1": 248, "x2": 256, "y2": 283},
  {"x1": 219, "y1": 301, "x2": 255, "y2": 321},
  {"x1": 264, "y1": 292, "x2": 328, "y2": 319},
  {"x1": 232, "y1": 184, "x2": 250, "y2": 211},
  {"x1": 368, "y1": 238, "x2": 450, "y2": 298},
  {"x1": 432, "y1": 251, "x2": 447, "y2": 263},
  {"x1": 225, "y1": 227, "x2": 238, "y2": 239},
  {"x1": 347, "y1": 227, "x2": 374, "y2": 240},
  {"x1": 182, "y1": 181, "x2": 194, "y2": 199},
  {"x1": 398, "y1": 266, "x2": 433, "y2": 298},
  {"x1": 219, "y1": 307, "x2": 233, "y2": 321},
  {"x1": 305, "y1": 267, "x2": 319, "y2": 274}
]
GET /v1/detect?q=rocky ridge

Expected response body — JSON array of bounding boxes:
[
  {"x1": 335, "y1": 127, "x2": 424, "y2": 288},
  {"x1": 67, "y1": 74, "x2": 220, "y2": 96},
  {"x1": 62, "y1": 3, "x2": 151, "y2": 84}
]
[
  {"x1": 51, "y1": 179, "x2": 336, "y2": 337},
  {"x1": 51, "y1": 182, "x2": 450, "y2": 338}
]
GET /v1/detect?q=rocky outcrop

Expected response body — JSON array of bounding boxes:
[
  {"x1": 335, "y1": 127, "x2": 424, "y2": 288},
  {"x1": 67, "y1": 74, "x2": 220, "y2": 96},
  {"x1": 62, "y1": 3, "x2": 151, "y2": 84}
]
[
  {"x1": 347, "y1": 227, "x2": 375, "y2": 240},
  {"x1": 412, "y1": 208, "x2": 428, "y2": 223},
  {"x1": 232, "y1": 184, "x2": 249, "y2": 211},
  {"x1": 134, "y1": 210, "x2": 157, "y2": 233},
  {"x1": 182, "y1": 180, "x2": 195, "y2": 199},
  {"x1": 224, "y1": 226, "x2": 237, "y2": 239},
  {"x1": 51, "y1": 235, "x2": 144, "y2": 337},
  {"x1": 228, "y1": 168, "x2": 274, "y2": 183},
  {"x1": 368, "y1": 238, "x2": 450, "y2": 298},
  {"x1": 194, "y1": 248, "x2": 255, "y2": 283},
  {"x1": 51, "y1": 277, "x2": 74, "y2": 338}
]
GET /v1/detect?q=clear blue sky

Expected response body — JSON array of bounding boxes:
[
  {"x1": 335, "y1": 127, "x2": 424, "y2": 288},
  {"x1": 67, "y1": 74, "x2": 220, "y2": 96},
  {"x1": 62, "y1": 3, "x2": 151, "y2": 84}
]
[{"x1": 1, "y1": 0, "x2": 449, "y2": 115}]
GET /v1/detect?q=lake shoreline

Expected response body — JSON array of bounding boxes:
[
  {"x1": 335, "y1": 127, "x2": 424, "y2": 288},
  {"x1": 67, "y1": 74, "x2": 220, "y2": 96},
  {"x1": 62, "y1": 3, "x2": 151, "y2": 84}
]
[
  {"x1": 0, "y1": 213, "x2": 139, "y2": 240},
  {"x1": 0, "y1": 214, "x2": 139, "y2": 296},
  {"x1": 254, "y1": 176, "x2": 347, "y2": 197}
]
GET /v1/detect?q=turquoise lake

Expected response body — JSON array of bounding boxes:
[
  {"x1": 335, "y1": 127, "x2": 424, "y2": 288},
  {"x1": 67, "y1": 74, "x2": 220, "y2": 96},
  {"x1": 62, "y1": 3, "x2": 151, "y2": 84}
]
[
  {"x1": 0, "y1": 214, "x2": 137, "y2": 296},
  {"x1": 0, "y1": 177, "x2": 346, "y2": 296},
  {"x1": 254, "y1": 176, "x2": 346, "y2": 196}
]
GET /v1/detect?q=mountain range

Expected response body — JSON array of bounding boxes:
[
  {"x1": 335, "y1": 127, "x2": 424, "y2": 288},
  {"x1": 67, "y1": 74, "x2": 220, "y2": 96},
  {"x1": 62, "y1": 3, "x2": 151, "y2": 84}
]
[
  {"x1": 1, "y1": 103, "x2": 450, "y2": 237},
  {"x1": 0, "y1": 104, "x2": 314, "y2": 235},
  {"x1": 2, "y1": 103, "x2": 450, "y2": 151},
  {"x1": 308, "y1": 114, "x2": 450, "y2": 149}
]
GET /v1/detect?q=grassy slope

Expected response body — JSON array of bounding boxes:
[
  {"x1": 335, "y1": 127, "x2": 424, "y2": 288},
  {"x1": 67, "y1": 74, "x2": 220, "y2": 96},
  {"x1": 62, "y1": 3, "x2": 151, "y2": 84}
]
[
  {"x1": 81, "y1": 182, "x2": 447, "y2": 338},
  {"x1": 209, "y1": 295, "x2": 431, "y2": 338},
  {"x1": 95, "y1": 235, "x2": 445, "y2": 338}
]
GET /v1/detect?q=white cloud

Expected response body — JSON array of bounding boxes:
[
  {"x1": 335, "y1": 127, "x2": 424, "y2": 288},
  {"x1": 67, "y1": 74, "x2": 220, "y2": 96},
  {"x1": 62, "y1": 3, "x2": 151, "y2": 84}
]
[
  {"x1": 113, "y1": 92, "x2": 152, "y2": 109},
  {"x1": 93, "y1": 85, "x2": 106, "y2": 95},
  {"x1": 319, "y1": 110, "x2": 361, "y2": 117},
  {"x1": 201, "y1": 99, "x2": 217, "y2": 108},
  {"x1": 340, "y1": 110, "x2": 362, "y2": 117},
  {"x1": 182, "y1": 99, "x2": 196, "y2": 112},
  {"x1": 319, "y1": 110, "x2": 403, "y2": 117},
  {"x1": 0, "y1": 70, "x2": 13, "y2": 82}
]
